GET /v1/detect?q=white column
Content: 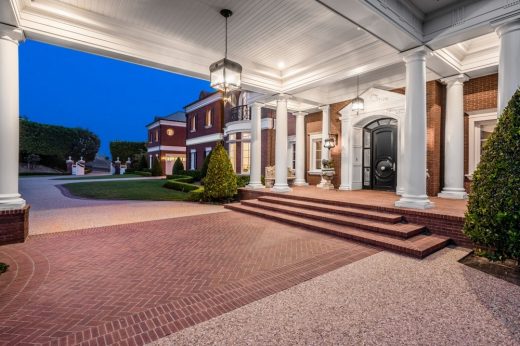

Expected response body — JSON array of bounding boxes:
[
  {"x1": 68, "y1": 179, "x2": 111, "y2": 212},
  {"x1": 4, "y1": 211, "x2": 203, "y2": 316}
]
[
  {"x1": 439, "y1": 74, "x2": 468, "y2": 199},
  {"x1": 293, "y1": 111, "x2": 308, "y2": 186},
  {"x1": 272, "y1": 94, "x2": 291, "y2": 193},
  {"x1": 317, "y1": 105, "x2": 330, "y2": 188},
  {"x1": 395, "y1": 47, "x2": 434, "y2": 209},
  {"x1": 0, "y1": 25, "x2": 25, "y2": 210},
  {"x1": 396, "y1": 114, "x2": 406, "y2": 195},
  {"x1": 247, "y1": 102, "x2": 264, "y2": 189},
  {"x1": 496, "y1": 19, "x2": 520, "y2": 115},
  {"x1": 338, "y1": 114, "x2": 352, "y2": 190}
]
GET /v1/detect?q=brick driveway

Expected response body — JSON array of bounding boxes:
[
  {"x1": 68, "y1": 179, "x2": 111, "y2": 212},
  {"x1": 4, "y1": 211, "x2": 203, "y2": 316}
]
[{"x1": 0, "y1": 211, "x2": 378, "y2": 345}]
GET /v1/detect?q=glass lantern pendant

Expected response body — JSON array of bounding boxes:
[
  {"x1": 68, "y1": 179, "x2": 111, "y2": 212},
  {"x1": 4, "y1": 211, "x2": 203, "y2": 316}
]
[
  {"x1": 352, "y1": 75, "x2": 364, "y2": 112},
  {"x1": 210, "y1": 9, "x2": 242, "y2": 93}
]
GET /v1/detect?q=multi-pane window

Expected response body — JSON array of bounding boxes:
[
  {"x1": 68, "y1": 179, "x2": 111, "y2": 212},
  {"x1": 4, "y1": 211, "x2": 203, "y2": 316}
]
[
  {"x1": 205, "y1": 109, "x2": 213, "y2": 128},
  {"x1": 190, "y1": 150, "x2": 197, "y2": 170},
  {"x1": 228, "y1": 133, "x2": 236, "y2": 172},
  {"x1": 155, "y1": 130, "x2": 159, "y2": 142},
  {"x1": 241, "y1": 142, "x2": 251, "y2": 173},
  {"x1": 291, "y1": 142, "x2": 296, "y2": 170},
  {"x1": 309, "y1": 134, "x2": 323, "y2": 173},
  {"x1": 190, "y1": 115, "x2": 196, "y2": 132},
  {"x1": 313, "y1": 140, "x2": 322, "y2": 170}
]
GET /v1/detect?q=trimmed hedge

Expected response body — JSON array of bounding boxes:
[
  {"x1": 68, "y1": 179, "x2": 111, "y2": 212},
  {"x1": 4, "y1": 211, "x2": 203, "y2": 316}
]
[
  {"x1": 203, "y1": 142, "x2": 237, "y2": 202},
  {"x1": 165, "y1": 175, "x2": 194, "y2": 183},
  {"x1": 109, "y1": 141, "x2": 147, "y2": 162},
  {"x1": 134, "y1": 171, "x2": 152, "y2": 177},
  {"x1": 187, "y1": 187, "x2": 204, "y2": 202},
  {"x1": 163, "y1": 180, "x2": 200, "y2": 192},
  {"x1": 464, "y1": 87, "x2": 520, "y2": 262}
]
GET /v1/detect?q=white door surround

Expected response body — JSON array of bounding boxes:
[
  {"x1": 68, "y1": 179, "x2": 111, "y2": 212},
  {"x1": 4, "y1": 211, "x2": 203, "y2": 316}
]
[{"x1": 339, "y1": 88, "x2": 405, "y2": 193}]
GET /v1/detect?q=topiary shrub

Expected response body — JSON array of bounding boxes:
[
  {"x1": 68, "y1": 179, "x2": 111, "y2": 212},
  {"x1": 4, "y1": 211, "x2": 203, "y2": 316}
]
[
  {"x1": 200, "y1": 149, "x2": 213, "y2": 180},
  {"x1": 203, "y1": 142, "x2": 237, "y2": 202},
  {"x1": 151, "y1": 156, "x2": 163, "y2": 176},
  {"x1": 464, "y1": 88, "x2": 520, "y2": 262},
  {"x1": 187, "y1": 186, "x2": 204, "y2": 202},
  {"x1": 173, "y1": 157, "x2": 184, "y2": 175}
]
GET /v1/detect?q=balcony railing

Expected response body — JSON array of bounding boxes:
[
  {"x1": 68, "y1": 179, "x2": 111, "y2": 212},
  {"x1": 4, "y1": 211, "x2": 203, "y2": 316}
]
[{"x1": 230, "y1": 105, "x2": 250, "y2": 122}]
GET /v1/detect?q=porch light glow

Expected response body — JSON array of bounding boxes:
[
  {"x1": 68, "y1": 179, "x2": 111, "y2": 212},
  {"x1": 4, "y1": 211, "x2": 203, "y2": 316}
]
[
  {"x1": 324, "y1": 136, "x2": 336, "y2": 149},
  {"x1": 352, "y1": 75, "x2": 364, "y2": 112},
  {"x1": 210, "y1": 9, "x2": 242, "y2": 93}
]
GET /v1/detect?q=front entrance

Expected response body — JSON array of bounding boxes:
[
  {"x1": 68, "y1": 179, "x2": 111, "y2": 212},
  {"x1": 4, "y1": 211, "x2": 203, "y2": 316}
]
[{"x1": 362, "y1": 118, "x2": 397, "y2": 191}]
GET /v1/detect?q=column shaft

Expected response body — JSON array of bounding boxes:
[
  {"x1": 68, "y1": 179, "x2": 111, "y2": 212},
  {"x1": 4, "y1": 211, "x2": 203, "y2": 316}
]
[
  {"x1": 247, "y1": 103, "x2": 264, "y2": 188},
  {"x1": 272, "y1": 95, "x2": 291, "y2": 192},
  {"x1": 338, "y1": 116, "x2": 351, "y2": 190},
  {"x1": 318, "y1": 105, "x2": 330, "y2": 188},
  {"x1": 496, "y1": 20, "x2": 520, "y2": 114},
  {"x1": 293, "y1": 112, "x2": 308, "y2": 186}
]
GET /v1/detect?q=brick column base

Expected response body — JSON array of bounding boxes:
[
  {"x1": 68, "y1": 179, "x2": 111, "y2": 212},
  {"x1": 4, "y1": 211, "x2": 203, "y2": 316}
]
[{"x1": 0, "y1": 206, "x2": 30, "y2": 245}]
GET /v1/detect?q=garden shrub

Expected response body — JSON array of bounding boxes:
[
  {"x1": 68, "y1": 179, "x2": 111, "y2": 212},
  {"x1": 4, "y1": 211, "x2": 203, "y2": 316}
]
[
  {"x1": 178, "y1": 170, "x2": 202, "y2": 181},
  {"x1": 187, "y1": 186, "x2": 204, "y2": 202},
  {"x1": 203, "y1": 142, "x2": 237, "y2": 202},
  {"x1": 151, "y1": 156, "x2": 163, "y2": 176},
  {"x1": 0, "y1": 262, "x2": 9, "y2": 275},
  {"x1": 109, "y1": 141, "x2": 147, "y2": 163},
  {"x1": 138, "y1": 155, "x2": 148, "y2": 171},
  {"x1": 163, "y1": 180, "x2": 199, "y2": 192},
  {"x1": 464, "y1": 88, "x2": 520, "y2": 262},
  {"x1": 236, "y1": 175, "x2": 250, "y2": 188},
  {"x1": 200, "y1": 149, "x2": 213, "y2": 180},
  {"x1": 134, "y1": 171, "x2": 152, "y2": 177},
  {"x1": 173, "y1": 157, "x2": 184, "y2": 175},
  {"x1": 165, "y1": 175, "x2": 194, "y2": 183}
]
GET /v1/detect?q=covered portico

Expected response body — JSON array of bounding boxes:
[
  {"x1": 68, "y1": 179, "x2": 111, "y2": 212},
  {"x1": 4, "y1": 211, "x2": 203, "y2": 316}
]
[{"x1": 1, "y1": 0, "x2": 520, "y2": 241}]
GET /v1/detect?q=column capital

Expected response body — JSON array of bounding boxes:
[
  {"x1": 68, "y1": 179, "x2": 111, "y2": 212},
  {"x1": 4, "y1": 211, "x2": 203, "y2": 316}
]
[
  {"x1": 274, "y1": 93, "x2": 291, "y2": 102},
  {"x1": 0, "y1": 24, "x2": 25, "y2": 44},
  {"x1": 319, "y1": 104, "x2": 330, "y2": 112},
  {"x1": 251, "y1": 102, "x2": 263, "y2": 110},
  {"x1": 294, "y1": 111, "x2": 308, "y2": 117},
  {"x1": 494, "y1": 18, "x2": 520, "y2": 38},
  {"x1": 441, "y1": 74, "x2": 469, "y2": 86},
  {"x1": 400, "y1": 46, "x2": 431, "y2": 63}
]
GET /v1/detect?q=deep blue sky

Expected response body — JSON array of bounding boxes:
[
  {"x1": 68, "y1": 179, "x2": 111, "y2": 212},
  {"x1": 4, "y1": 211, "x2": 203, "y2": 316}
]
[{"x1": 20, "y1": 40, "x2": 212, "y2": 156}]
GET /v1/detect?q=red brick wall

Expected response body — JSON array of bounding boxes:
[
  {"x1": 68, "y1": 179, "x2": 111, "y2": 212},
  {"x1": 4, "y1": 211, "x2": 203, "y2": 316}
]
[
  {"x1": 186, "y1": 142, "x2": 219, "y2": 170},
  {"x1": 186, "y1": 100, "x2": 224, "y2": 140},
  {"x1": 0, "y1": 207, "x2": 29, "y2": 245},
  {"x1": 148, "y1": 124, "x2": 186, "y2": 147},
  {"x1": 426, "y1": 80, "x2": 445, "y2": 196}
]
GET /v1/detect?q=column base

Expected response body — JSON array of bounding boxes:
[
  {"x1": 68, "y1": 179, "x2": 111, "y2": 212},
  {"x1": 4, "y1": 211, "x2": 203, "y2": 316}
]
[
  {"x1": 271, "y1": 184, "x2": 292, "y2": 193},
  {"x1": 395, "y1": 194, "x2": 435, "y2": 209},
  {"x1": 338, "y1": 185, "x2": 352, "y2": 191},
  {"x1": 438, "y1": 189, "x2": 467, "y2": 200},
  {"x1": 0, "y1": 194, "x2": 27, "y2": 210},
  {"x1": 0, "y1": 205, "x2": 30, "y2": 245},
  {"x1": 293, "y1": 180, "x2": 309, "y2": 187},
  {"x1": 246, "y1": 182, "x2": 265, "y2": 189},
  {"x1": 396, "y1": 187, "x2": 404, "y2": 196},
  {"x1": 317, "y1": 182, "x2": 335, "y2": 190}
]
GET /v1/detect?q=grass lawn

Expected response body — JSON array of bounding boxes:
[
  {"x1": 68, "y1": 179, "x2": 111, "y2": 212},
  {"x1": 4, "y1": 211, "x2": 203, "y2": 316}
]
[
  {"x1": 54, "y1": 174, "x2": 142, "y2": 180},
  {"x1": 62, "y1": 179, "x2": 191, "y2": 201}
]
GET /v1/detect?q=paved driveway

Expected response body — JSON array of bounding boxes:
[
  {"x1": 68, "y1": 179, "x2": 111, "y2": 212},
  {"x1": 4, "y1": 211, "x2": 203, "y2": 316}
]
[{"x1": 19, "y1": 176, "x2": 226, "y2": 235}]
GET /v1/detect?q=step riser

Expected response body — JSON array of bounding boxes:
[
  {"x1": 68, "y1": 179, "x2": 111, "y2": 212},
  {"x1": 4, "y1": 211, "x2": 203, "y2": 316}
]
[
  {"x1": 225, "y1": 205, "x2": 445, "y2": 258},
  {"x1": 257, "y1": 197, "x2": 402, "y2": 223},
  {"x1": 241, "y1": 200, "x2": 422, "y2": 239}
]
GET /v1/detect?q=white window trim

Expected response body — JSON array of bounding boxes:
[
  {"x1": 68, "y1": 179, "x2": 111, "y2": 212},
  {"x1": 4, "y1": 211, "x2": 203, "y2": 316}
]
[
  {"x1": 467, "y1": 109, "x2": 497, "y2": 177},
  {"x1": 205, "y1": 147, "x2": 212, "y2": 157},
  {"x1": 241, "y1": 141, "x2": 251, "y2": 175},
  {"x1": 308, "y1": 132, "x2": 322, "y2": 174},
  {"x1": 190, "y1": 149, "x2": 197, "y2": 170},
  {"x1": 287, "y1": 136, "x2": 296, "y2": 170}
]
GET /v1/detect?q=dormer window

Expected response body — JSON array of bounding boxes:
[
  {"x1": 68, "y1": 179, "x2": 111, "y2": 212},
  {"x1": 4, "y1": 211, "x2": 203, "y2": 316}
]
[
  {"x1": 190, "y1": 115, "x2": 197, "y2": 132},
  {"x1": 205, "y1": 109, "x2": 213, "y2": 128}
]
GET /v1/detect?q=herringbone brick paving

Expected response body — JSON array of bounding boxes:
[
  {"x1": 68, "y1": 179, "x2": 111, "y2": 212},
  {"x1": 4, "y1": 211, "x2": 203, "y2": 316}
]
[{"x1": 0, "y1": 211, "x2": 378, "y2": 345}]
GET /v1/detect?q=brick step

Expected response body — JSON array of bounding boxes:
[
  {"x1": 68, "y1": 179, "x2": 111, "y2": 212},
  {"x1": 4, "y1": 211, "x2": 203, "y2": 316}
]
[
  {"x1": 257, "y1": 196, "x2": 403, "y2": 223},
  {"x1": 225, "y1": 203, "x2": 450, "y2": 258},
  {"x1": 241, "y1": 199, "x2": 423, "y2": 239}
]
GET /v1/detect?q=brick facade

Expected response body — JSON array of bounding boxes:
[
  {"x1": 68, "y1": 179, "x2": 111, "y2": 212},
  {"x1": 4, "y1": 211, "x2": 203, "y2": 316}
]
[
  {"x1": 426, "y1": 80, "x2": 445, "y2": 196},
  {"x1": 0, "y1": 207, "x2": 30, "y2": 245}
]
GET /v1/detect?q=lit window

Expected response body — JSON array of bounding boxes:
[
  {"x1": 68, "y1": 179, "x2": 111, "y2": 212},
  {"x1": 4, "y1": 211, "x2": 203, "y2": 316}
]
[
  {"x1": 309, "y1": 134, "x2": 322, "y2": 172},
  {"x1": 155, "y1": 130, "x2": 159, "y2": 142},
  {"x1": 190, "y1": 150, "x2": 197, "y2": 170},
  {"x1": 468, "y1": 112, "x2": 497, "y2": 176},
  {"x1": 205, "y1": 109, "x2": 213, "y2": 128},
  {"x1": 191, "y1": 115, "x2": 196, "y2": 132},
  {"x1": 229, "y1": 143, "x2": 236, "y2": 172},
  {"x1": 290, "y1": 142, "x2": 296, "y2": 169},
  {"x1": 166, "y1": 128, "x2": 174, "y2": 136},
  {"x1": 241, "y1": 142, "x2": 250, "y2": 174}
]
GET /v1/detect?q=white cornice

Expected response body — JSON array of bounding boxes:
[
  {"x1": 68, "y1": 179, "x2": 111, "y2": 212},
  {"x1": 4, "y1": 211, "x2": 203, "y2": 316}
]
[
  {"x1": 186, "y1": 133, "x2": 224, "y2": 146},
  {"x1": 147, "y1": 120, "x2": 186, "y2": 130},
  {"x1": 185, "y1": 93, "x2": 222, "y2": 113},
  {"x1": 147, "y1": 145, "x2": 185, "y2": 153}
]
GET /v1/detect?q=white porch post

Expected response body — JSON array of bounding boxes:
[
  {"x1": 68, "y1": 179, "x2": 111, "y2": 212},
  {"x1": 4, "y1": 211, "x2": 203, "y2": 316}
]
[
  {"x1": 272, "y1": 94, "x2": 291, "y2": 193},
  {"x1": 247, "y1": 102, "x2": 264, "y2": 189},
  {"x1": 395, "y1": 47, "x2": 434, "y2": 209},
  {"x1": 439, "y1": 74, "x2": 468, "y2": 199},
  {"x1": 0, "y1": 25, "x2": 25, "y2": 210},
  {"x1": 293, "y1": 111, "x2": 308, "y2": 186},
  {"x1": 317, "y1": 105, "x2": 330, "y2": 188},
  {"x1": 496, "y1": 19, "x2": 520, "y2": 115},
  {"x1": 338, "y1": 114, "x2": 352, "y2": 190}
]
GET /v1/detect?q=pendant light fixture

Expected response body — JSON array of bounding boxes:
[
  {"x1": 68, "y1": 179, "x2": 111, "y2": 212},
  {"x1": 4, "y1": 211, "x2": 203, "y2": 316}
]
[
  {"x1": 351, "y1": 75, "x2": 364, "y2": 112},
  {"x1": 209, "y1": 9, "x2": 242, "y2": 93}
]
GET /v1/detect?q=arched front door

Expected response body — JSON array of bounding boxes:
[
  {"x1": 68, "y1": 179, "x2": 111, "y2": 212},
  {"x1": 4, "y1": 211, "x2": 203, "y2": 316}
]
[{"x1": 362, "y1": 118, "x2": 398, "y2": 191}]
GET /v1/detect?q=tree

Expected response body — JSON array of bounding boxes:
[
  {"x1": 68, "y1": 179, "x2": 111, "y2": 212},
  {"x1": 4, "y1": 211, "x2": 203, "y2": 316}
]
[
  {"x1": 151, "y1": 156, "x2": 163, "y2": 176},
  {"x1": 200, "y1": 149, "x2": 213, "y2": 179},
  {"x1": 464, "y1": 87, "x2": 520, "y2": 262},
  {"x1": 173, "y1": 157, "x2": 184, "y2": 175},
  {"x1": 203, "y1": 142, "x2": 237, "y2": 202},
  {"x1": 138, "y1": 154, "x2": 148, "y2": 171},
  {"x1": 70, "y1": 128, "x2": 100, "y2": 162},
  {"x1": 109, "y1": 141, "x2": 147, "y2": 162}
]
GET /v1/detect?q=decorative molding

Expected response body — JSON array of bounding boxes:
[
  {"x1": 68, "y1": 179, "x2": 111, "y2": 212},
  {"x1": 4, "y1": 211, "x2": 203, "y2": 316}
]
[
  {"x1": 185, "y1": 93, "x2": 222, "y2": 113},
  {"x1": 186, "y1": 133, "x2": 224, "y2": 146},
  {"x1": 0, "y1": 23, "x2": 24, "y2": 43},
  {"x1": 146, "y1": 120, "x2": 186, "y2": 130},
  {"x1": 147, "y1": 145, "x2": 185, "y2": 153}
]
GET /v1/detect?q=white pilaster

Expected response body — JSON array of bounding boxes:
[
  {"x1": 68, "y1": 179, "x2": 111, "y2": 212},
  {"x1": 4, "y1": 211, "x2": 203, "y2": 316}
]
[
  {"x1": 0, "y1": 25, "x2": 25, "y2": 210},
  {"x1": 396, "y1": 115, "x2": 406, "y2": 195},
  {"x1": 293, "y1": 111, "x2": 308, "y2": 186},
  {"x1": 395, "y1": 47, "x2": 434, "y2": 209},
  {"x1": 246, "y1": 102, "x2": 264, "y2": 189},
  {"x1": 317, "y1": 105, "x2": 330, "y2": 188},
  {"x1": 496, "y1": 19, "x2": 520, "y2": 115},
  {"x1": 272, "y1": 94, "x2": 291, "y2": 193},
  {"x1": 439, "y1": 74, "x2": 468, "y2": 199},
  {"x1": 338, "y1": 115, "x2": 352, "y2": 190}
]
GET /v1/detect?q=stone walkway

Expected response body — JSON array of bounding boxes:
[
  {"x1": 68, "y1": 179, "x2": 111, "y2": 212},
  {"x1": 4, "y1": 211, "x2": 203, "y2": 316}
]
[
  {"x1": 154, "y1": 247, "x2": 520, "y2": 346},
  {"x1": 20, "y1": 176, "x2": 225, "y2": 235},
  {"x1": 0, "y1": 212, "x2": 378, "y2": 345}
]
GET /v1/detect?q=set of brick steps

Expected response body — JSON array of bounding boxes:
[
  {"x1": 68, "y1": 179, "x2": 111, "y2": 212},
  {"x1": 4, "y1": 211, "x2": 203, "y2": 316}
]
[{"x1": 225, "y1": 196, "x2": 450, "y2": 258}]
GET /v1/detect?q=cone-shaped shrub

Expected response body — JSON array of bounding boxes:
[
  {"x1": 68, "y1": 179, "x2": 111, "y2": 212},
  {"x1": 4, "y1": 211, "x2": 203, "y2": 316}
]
[
  {"x1": 464, "y1": 88, "x2": 520, "y2": 262},
  {"x1": 200, "y1": 149, "x2": 213, "y2": 180},
  {"x1": 151, "y1": 156, "x2": 163, "y2": 176},
  {"x1": 203, "y1": 142, "x2": 237, "y2": 202},
  {"x1": 173, "y1": 157, "x2": 184, "y2": 175}
]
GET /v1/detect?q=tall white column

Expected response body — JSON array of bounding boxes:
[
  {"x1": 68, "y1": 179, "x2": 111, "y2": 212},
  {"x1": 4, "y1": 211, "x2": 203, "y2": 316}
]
[
  {"x1": 439, "y1": 74, "x2": 468, "y2": 200},
  {"x1": 395, "y1": 47, "x2": 434, "y2": 209},
  {"x1": 272, "y1": 94, "x2": 291, "y2": 193},
  {"x1": 317, "y1": 105, "x2": 330, "y2": 188},
  {"x1": 293, "y1": 111, "x2": 308, "y2": 186},
  {"x1": 0, "y1": 25, "x2": 25, "y2": 210},
  {"x1": 496, "y1": 19, "x2": 520, "y2": 115},
  {"x1": 338, "y1": 114, "x2": 352, "y2": 190},
  {"x1": 247, "y1": 102, "x2": 264, "y2": 189}
]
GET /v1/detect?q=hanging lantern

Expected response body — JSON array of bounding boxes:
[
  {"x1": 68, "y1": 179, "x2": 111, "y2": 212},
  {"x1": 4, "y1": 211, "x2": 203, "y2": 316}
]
[
  {"x1": 210, "y1": 9, "x2": 242, "y2": 93},
  {"x1": 352, "y1": 75, "x2": 364, "y2": 112},
  {"x1": 323, "y1": 135, "x2": 337, "y2": 149}
]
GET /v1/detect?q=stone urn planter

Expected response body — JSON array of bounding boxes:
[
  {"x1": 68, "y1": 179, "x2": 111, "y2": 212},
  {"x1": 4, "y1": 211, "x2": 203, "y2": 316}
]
[{"x1": 318, "y1": 159, "x2": 335, "y2": 190}]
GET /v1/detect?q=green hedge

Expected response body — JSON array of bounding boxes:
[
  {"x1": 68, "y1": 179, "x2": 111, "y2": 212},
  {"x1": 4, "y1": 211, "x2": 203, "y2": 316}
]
[
  {"x1": 165, "y1": 175, "x2": 194, "y2": 183},
  {"x1": 20, "y1": 118, "x2": 100, "y2": 169},
  {"x1": 236, "y1": 175, "x2": 250, "y2": 188},
  {"x1": 187, "y1": 186, "x2": 204, "y2": 202},
  {"x1": 109, "y1": 141, "x2": 147, "y2": 162},
  {"x1": 163, "y1": 180, "x2": 200, "y2": 192},
  {"x1": 463, "y1": 88, "x2": 520, "y2": 262},
  {"x1": 134, "y1": 171, "x2": 152, "y2": 177}
]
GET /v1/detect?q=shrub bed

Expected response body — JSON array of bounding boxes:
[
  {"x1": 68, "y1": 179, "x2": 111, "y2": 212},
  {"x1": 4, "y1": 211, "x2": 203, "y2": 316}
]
[
  {"x1": 163, "y1": 180, "x2": 200, "y2": 192},
  {"x1": 134, "y1": 171, "x2": 152, "y2": 177}
]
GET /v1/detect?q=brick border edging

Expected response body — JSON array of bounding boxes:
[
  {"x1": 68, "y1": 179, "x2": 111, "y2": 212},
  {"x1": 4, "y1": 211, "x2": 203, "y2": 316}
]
[{"x1": 0, "y1": 206, "x2": 30, "y2": 246}]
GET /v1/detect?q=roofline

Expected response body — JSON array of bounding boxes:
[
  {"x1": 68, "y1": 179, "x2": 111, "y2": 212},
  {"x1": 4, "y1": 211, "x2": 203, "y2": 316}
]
[{"x1": 183, "y1": 90, "x2": 222, "y2": 110}]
